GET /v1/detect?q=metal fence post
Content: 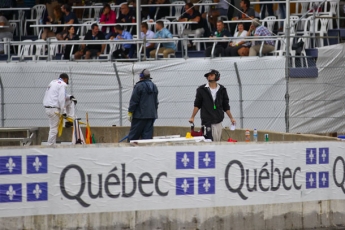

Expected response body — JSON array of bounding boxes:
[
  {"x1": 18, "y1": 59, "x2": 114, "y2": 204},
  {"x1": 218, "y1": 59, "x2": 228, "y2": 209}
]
[
  {"x1": 47, "y1": 38, "x2": 51, "y2": 62},
  {"x1": 285, "y1": 0, "x2": 291, "y2": 133},
  {"x1": 113, "y1": 63, "x2": 123, "y2": 126},
  {"x1": 0, "y1": 75, "x2": 5, "y2": 127},
  {"x1": 234, "y1": 62, "x2": 243, "y2": 129},
  {"x1": 69, "y1": 66, "x2": 74, "y2": 96}
]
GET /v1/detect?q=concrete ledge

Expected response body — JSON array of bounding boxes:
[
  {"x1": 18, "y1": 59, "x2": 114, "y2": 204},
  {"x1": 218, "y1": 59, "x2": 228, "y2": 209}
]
[
  {"x1": 0, "y1": 200, "x2": 344, "y2": 230},
  {"x1": 24, "y1": 127, "x2": 343, "y2": 146}
]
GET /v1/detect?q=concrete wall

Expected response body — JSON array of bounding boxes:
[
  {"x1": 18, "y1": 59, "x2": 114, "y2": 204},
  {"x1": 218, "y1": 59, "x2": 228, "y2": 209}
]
[
  {"x1": 0, "y1": 127, "x2": 338, "y2": 146},
  {"x1": 1, "y1": 200, "x2": 344, "y2": 230},
  {"x1": 36, "y1": 126, "x2": 338, "y2": 145}
]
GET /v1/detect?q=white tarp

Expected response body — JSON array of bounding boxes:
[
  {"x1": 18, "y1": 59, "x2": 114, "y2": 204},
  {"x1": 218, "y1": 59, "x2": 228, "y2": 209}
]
[
  {"x1": 0, "y1": 142, "x2": 344, "y2": 217},
  {"x1": 0, "y1": 57, "x2": 286, "y2": 131},
  {"x1": 289, "y1": 43, "x2": 345, "y2": 133}
]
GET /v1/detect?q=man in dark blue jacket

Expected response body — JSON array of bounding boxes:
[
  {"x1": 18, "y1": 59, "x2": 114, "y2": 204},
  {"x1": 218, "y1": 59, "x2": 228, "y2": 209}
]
[
  {"x1": 127, "y1": 69, "x2": 159, "y2": 142},
  {"x1": 189, "y1": 69, "x2": 236, "y2": 141}
]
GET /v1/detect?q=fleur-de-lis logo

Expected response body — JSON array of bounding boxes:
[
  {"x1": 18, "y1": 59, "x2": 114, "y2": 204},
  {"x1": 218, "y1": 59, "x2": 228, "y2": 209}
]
[
  {"x1": 6, "y1": 185, "x2": 16, "y2": 200},
  {"x1": 33, "y1": 184, "x2": 42, "y2": 199},
  {"x1": 6, "y1": 158, "x2": 15, "y2": 173},
  {"x1": 33, "y1": 157, "x2": 42, "y2": 172}
]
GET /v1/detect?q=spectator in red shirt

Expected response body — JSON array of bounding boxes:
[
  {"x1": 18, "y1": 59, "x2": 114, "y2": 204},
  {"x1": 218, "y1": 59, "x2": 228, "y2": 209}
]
[{"x1": 100, "y1": 4, "x2": 116, "y2": 39}]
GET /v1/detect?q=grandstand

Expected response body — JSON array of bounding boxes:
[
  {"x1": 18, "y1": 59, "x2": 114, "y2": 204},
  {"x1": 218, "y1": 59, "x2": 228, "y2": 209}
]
[{"x1": 0, "y1": 0, "x2": 343, "y2": 61}]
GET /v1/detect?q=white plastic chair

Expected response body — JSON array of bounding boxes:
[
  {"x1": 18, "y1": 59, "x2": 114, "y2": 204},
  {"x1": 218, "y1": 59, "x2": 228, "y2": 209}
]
[
  {"x1": 11, "y1": 40, "x2": 35, "y2": 61},
  {"x1": 315, "y1": 15, "x2": 330, "y2": 47},
  {"x1": 93, "y1": 3, "x2": 103, "y2": 20},
  {"x1": 272, "y1": 35, "x2": 297, "y2": 67},
  {"x1": 110, "y1": 3, "x2": 120, "y2": 20},
  {"x1": 324, "y1": 0, "x2": 339, "y2": 29},
  {"x1": 24, "y1": 4, "x2": 46, "y2": 36},
  {"x1": 9, "y1": 22, "x2": 17, "y2": 36},
  {"x1": 173, "y1": 1, "x2": 185, "y2": 19},
  {"x1": 80, "y1": 21, "x2": 97, "y2": 36},
  {"x1": 262, "y1": 16, "x2": 277, "y2": 33},
  {"x1": 35, "y1": 39, "x2": 46, "y2": 59},
  {"x1": 202, "y1": 0, "x2": 213, "y2": 14},
  {"x1": 2, "y1": 37, "x2": 12, "y2": 55},
  {"x1": 292, "y1": 0, "x2": 310, "y2": 29}
]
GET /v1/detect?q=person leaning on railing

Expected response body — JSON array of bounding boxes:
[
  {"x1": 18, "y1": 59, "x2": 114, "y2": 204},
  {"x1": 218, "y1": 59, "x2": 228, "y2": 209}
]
[
  {"x1": 74, "y1": 23, "x2": 105, "y2": 60},
  {"x1": 179, "y1": 3, "x2": 205, "y2": 50},
  {"x1": 111, "y1": 25, "x2": 134, "y2": 59},
  {"x1": 204, "y1": 20, "x2": 231, "y2": 57},
  {"x1": 149, "y1": 21, "x2": 176, "y2": 58},
  {"x1": 248, "y1": 18, "x2": 275, "y2": 56}
]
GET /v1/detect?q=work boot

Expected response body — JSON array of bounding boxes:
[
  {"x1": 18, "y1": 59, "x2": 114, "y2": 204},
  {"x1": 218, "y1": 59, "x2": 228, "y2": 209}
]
[{"x1": 65, "y1": 121, "x2": 73, "y2": 128}]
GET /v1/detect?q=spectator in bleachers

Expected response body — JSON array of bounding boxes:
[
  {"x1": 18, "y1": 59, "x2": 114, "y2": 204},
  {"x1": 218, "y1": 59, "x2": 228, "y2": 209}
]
[
  {"x1": 0, "y1": 16, "x2": 13, "y2": 54},
  {"x1": 111, "y1": 25, "x2": 133, "y2": 59},
  {"x1": 139, "y1": 0, "x2": 150, "y2": 19},
  {"x1": 56, "y1": 4, "x2": 79, "y2": 40},
  {"x1": 118, "y1": 3, "x2": 135, "y2": 23},
  {"x1": 203, "y1": 0, "x2": 230, "y2": 29},
  {"x1": 179, "y1": 3, "x2": 204, "y2": 49},
  {"x1": 260, "y1": 0, "x2": 274, "y2": 20},
  {"x1": 99, "y1": 3, "x2": 116, "y2": 39},
  {"x1": 204, "y1": 20, "x2": 231, "y2": 57},
  {"x1": 232, "y1": 0, "x2": 255, "y2": 31},
  {"x1": 155, "y1": 0, "x2": 170, "y2": 20},
  {"x1": 225, "y1": 22, "x2": 248, "y2": 56},
  {"x1": 248, "y1": 18, "x2": 275, "y2": 56},
  {"x1": 140, "y1": 22, "x2": 155, "y2": 58},
  {"x1": 42, "y1": 5, "x2": 65, "y2": 40},
  {"x1": 63, "y1": 25, "x2": 79, "y2": 60},
  {"x1": 74, "y1": 23, "x2": 105, "y2": 60},
  {"x1": 150, "y1": 21, "x2": 176, "y2": 58}
]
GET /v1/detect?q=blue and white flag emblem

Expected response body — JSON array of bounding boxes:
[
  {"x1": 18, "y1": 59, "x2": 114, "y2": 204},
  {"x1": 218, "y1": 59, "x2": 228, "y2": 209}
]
[
  {"x1": 27, "y1": 182, "x2": 48, "y2": 201},
  {"x1": 198, "y1": 151, "x2": 215, "y2": 169},
  {"x1": 306, "y1": 172, "x2": 317, "y2": 189},
  {"x1": 176, "y1": 152, "x2": 194, "y2": 169},
  {"x1": 198, "y1": 177, "x2": 215, "y2": 194},
  {"x1": 176, "y1": 177, "x2": 194, "y2": 195},
  {"x1": 0, "y1": 156, "x2": 22, "y2": 175},
  {"x1": 27, "y1": 155, "x2": 48, "y2": 174},
  {"x1": 0, "y1": 183, "x2": 22, "y2": 203}
]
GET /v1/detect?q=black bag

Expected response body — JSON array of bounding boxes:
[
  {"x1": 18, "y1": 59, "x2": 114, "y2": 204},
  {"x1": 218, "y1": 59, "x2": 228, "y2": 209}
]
[{"x1": 292, "y1": 40, "x2": 304, "y2": 55}]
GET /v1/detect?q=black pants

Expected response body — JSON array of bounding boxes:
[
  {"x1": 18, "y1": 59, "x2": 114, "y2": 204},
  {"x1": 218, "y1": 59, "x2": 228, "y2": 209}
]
[
  {"x1": 225, "y1": 45, "x2": 243, "y2": 57},
  {"x1": 127, "y1": 118, "x2": 155, "y2": 142},
  {"x1": 113, "y1": 48, "x2": 130, "y2": 59},
  {"x1": 205, "y1": 45, "x2": 225, "y2": 57}
]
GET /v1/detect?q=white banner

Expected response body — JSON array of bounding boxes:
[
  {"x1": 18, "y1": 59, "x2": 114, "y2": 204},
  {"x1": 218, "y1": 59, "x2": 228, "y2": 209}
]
[{"x1": 0, "y1": 142, "x2": 345, "y2": 217}]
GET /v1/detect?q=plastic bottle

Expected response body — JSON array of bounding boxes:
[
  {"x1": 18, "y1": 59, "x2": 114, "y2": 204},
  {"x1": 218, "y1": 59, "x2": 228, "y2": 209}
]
[
  {"x1": 245, "y1": 130, "x2": 250, "y2": 142},
  {"x1": 253, "y1": 129, "x2": 258, "y2": 142}
]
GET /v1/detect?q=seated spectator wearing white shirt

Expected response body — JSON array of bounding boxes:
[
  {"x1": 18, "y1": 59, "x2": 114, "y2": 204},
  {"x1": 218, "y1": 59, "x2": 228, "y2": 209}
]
[
  {"x1": 225, "y1": 23, "x2": 248, "y2": 56},
  {"x1": 140, "y1": 22, "x2": 155, "y2": 58}
]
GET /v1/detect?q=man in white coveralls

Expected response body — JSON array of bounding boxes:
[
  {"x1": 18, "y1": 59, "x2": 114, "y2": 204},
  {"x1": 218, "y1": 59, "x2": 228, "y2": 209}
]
[{"x1": 43, "y1": 73, "x2": 77, "y2": 145}]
